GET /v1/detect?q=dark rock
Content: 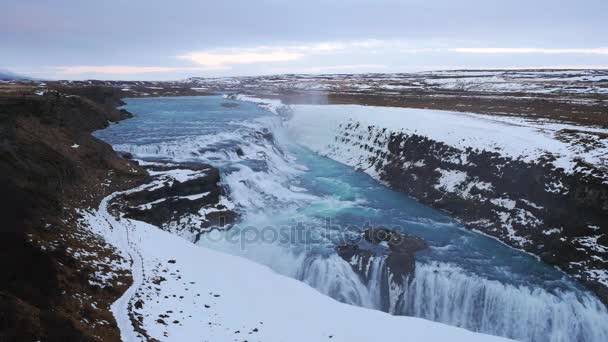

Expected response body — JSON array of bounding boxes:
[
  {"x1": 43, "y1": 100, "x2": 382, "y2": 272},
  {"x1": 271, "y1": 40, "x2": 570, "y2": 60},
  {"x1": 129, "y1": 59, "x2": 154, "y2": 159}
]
[
  {"x1": 118, "y1": 161, "x2": 238, "y2": 237},
  {"x1": 363, "y1": 228, "x2": 427, "y2": 254},
  {"x1": 152, "y1": 276, "x2": 166, "y2": 285},
  {"x1": 221, "y1": 102, "x2": 239, "y2": 108},
  {"x1": 336, "y1": 228, "x2": 427, "y2": 312},
  {"x1": 337, "y1": 228, "x2": 428, "y2": 285},
  {"x1": 118, "y1": 151, "x2": 134, "y2": 159}
]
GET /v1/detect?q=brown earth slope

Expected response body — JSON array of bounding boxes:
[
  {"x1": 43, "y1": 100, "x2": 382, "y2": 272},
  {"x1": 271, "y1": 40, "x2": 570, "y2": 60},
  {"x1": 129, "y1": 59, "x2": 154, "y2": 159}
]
[{"x1": 0, "y1": 85, "x2": 147, "y2": 341}]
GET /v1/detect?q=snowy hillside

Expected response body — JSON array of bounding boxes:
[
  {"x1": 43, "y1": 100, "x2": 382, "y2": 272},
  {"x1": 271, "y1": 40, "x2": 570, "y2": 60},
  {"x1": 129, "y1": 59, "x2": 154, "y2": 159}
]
[{"x1": 81, "y1": 189, "x2": 511, "y2": 341}]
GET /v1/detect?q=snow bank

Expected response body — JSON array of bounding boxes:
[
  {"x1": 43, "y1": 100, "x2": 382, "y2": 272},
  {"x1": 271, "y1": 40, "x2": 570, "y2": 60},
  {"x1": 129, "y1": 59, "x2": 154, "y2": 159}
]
[
  {"x1": 83, "y1": 192, "x2": 510, "y2": 342},
  {"x1": 281, "y1": 104, "x2": 607, "y2": 176},
  {"x1": 231, "y1": 94, "x2": 283, "y2": 115}
]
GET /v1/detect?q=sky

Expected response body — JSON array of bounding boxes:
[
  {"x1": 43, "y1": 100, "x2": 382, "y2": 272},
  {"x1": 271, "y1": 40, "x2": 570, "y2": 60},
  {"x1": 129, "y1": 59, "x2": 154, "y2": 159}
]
[{"x1": 1, "y1": 0, "x2": 607, "y2": 80}]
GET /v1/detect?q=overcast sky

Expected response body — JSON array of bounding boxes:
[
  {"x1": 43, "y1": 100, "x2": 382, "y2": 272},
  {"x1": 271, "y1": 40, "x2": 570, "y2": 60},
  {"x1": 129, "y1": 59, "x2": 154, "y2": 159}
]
[{"x1": 2, "y1": 0, "x2": 607, "y2": 80}]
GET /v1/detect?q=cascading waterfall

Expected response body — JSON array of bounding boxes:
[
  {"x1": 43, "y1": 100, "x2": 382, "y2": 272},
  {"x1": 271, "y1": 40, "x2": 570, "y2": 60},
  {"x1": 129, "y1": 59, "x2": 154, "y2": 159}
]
[
  {"x1": 283, "y1": 253, "x2": 608, "y2": 342},
  {"x1": 404, "y1": 263, "x2": 607, "y2": 342},
  {"x1": 96, "y1": 96, "x2": 608, "y2": 342},
  {"x1": 294, "y1": 253, "x2": 378, "y2": 308},
  {"x1": 206, "y1": 230, "x2": 608, "y2": 342}
]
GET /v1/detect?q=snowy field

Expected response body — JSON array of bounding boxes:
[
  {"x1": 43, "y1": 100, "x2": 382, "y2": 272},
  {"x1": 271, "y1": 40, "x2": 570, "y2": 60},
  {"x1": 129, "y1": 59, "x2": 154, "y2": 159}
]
[{"x1": 187, "y1": 70, "x2": 608, "y2": 97}]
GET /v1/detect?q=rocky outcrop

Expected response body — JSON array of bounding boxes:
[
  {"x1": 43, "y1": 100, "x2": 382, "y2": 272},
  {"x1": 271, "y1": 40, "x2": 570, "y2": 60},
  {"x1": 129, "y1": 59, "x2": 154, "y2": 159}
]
[
  {"x1": 336, "y1": 228, "x2": 427, "y2": 312},
  {"x1": 114, "y1": 161, "x2": 237, "y2": 243},
  {"x1": 337, "y1": 228, "x2": 427, "y2": 284},
  {"x1": 329, "y1": 121, "x2": 608, "y2": 305}
]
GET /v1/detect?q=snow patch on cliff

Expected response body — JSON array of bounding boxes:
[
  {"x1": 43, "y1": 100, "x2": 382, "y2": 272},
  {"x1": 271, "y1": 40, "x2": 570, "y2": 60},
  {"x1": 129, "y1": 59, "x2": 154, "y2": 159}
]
[{"x1": 435, "y1": 169, "x2": 468, "y2": 192}]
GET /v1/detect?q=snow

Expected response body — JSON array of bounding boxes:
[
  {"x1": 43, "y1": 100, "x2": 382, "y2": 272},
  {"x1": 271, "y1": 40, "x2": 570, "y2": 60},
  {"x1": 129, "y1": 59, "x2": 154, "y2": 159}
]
[
  {"x1": 435, "y1": 169, "x2": 468, "y2": 192},
  {"x1": 136, "y1": 197, "x2": 167, "y2": 210},
  {"x1": 586, "y1": 269, "x2": 608, "y2": 288},
  {"x1": 543, "y1": 228, "x2": 562, "y2": 235},
  {"x1": 475, "y1": 181, "x2": 494, "y2": 191},
  {"x1": 189, "y1": 70, "x2": 608, "y2": 96},
  {"x1": 490, "y1": 198, "x2": 517, "y2": 210},
  {"x1": 179, "y1": 191, "x2": 210, "y2": 200},
  {"x1": 148, "y1": 168, "x2": 208, "y2": 184},
  {"x1": 83, "y1": 190, "x2": 511, "y2": 342},
  {"x1": 574, "y1": 235, "x2": 608, "y2": 254},
  {"x1": 232, "y1": 94, "x2": 283, "y2": 115},
  {"x1": 521, "y1": 199, "x2": 544, "y2": 210}
]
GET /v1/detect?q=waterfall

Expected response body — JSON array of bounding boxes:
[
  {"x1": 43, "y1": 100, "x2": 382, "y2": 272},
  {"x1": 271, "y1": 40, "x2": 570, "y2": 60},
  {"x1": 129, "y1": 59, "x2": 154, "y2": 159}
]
[
  {"x1": 403, "y1": 263, "x2": 608, "y2": 342},
  {"x1": 290, "y1": 254, "x2": 608, "y2": 342}
]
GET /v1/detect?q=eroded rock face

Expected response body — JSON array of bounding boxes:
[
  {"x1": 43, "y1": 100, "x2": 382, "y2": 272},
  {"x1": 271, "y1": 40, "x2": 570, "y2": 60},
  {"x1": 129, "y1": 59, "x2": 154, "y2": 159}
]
[
  {"x1": 329, "y1": 121, "x2": 608, "y2": 305},
  {"x1": 115, "y1": 161, "x2": 238, "y2": 242},
  {"x1": 336, "y1": 228, "x2": 427, "y2": 285},
  {"x1": 336, "y1": 228, "x2": 427, "y2": 312}
]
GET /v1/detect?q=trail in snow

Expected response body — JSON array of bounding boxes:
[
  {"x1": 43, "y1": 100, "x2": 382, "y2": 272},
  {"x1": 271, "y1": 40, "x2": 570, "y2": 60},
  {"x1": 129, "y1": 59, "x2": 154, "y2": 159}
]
[{"x1": 92, "y1": 193, "x2": 146, "y2": 342}]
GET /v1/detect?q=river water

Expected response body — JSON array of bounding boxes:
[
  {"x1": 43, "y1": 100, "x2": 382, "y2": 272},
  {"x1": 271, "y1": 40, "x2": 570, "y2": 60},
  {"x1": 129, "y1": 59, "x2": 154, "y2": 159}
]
[{"x1": 95, "y1": 95, "x2": 608, "y2": 342}]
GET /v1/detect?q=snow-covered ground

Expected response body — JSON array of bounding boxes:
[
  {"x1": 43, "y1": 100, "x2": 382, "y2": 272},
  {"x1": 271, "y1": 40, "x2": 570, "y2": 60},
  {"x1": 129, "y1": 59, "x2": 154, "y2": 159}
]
[
  {"x1": 81, "y1": 189, "x2": 511, "y2": 341},
  {"x1": 188, "y1": 69, "x2": 608, "y2": 97}
]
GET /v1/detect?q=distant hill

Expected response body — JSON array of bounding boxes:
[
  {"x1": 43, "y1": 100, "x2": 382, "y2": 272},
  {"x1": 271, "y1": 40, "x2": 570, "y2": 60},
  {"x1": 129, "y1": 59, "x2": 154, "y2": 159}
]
[{"x1": 0, "y1": 69, "x2": 30, "y2": 80}]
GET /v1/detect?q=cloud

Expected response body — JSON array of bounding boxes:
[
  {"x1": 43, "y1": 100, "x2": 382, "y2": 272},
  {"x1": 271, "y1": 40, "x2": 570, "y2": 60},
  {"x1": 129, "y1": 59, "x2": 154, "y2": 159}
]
[
  {"x1": 54, "y1": 65, "x2": 227, "y2": 75},
  {"x1": 178, "y1": 40, "x2": 393, "y2": 67},
  {"x1": 178, "y1": 51, "x2": 302, "y2": 67},
  {"x1": 449, "y1": 48, "x2": 608, "y2": 54},
  {"x1": 43, "y1": 41, "x2": 608, "y2": 80},
  {"x1": 400, "y1": 48, "x2": 444, "y2": 54}
]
